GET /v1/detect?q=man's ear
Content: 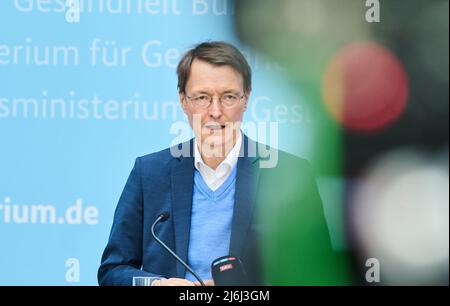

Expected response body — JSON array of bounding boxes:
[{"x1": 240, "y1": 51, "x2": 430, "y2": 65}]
[
  {"x1": 179, "y1": 92, "x2": 188, "y2": 115},
  {"x1": 243, "y1": 91, "x2": 251, "y2": 112}
]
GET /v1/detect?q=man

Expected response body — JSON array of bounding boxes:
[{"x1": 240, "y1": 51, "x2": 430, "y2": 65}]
[{"x1": 98, "y1": 41, "x2": 332, "y2": 286}]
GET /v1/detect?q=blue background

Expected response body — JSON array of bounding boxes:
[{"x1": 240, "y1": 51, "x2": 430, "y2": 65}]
[{"x1": 0, "y1": 0, "x2": 343, "y2": 285}]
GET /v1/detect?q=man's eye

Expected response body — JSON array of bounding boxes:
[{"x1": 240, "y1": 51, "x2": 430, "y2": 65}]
[
  {"x1": 197, "y1": 96, "x2": 209, "y2": 101},
  {"x1": 224, "y1": 95, "x2": 237, "y2": 100}
]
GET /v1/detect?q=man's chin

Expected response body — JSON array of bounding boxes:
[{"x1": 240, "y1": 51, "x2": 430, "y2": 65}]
[
  {"x1": 201, "y1": 134, "x2": 226, "y2": 147},
  {"x1": 200, "y1": 133, "x2": 235, "y2": 149}
]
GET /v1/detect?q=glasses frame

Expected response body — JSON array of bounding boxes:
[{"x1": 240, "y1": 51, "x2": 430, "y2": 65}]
[{"x1": 185, "y1": 92, "x2": 246, "y2": 109}]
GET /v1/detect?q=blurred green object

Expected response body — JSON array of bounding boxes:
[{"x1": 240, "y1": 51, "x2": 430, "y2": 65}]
[
  {"x1": 234, "y1": 0, "x2": 448, "y2": 285},
  {"x1": 233, "y1": 0, "x2": 375, "y2": 285},
  {"x1": 254, "y1": 151, "x2": 352, "y2": 285}
]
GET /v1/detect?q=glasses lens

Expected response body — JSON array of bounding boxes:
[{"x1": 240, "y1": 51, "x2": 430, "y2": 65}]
[
  {"x1": 189, "y1": 94, "x2": 243, "y2": 108},
  {"x1": 192, "y1": 95, "x2": 211, "y2": 108}
]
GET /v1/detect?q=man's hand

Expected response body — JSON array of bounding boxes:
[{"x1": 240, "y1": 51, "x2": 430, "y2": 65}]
[
  {"x1": 153, "y1": 278, "x2": 196, "y2": 286},
  {"x1": 194, "y1": 279, "x2": 215, "y2": 286}
]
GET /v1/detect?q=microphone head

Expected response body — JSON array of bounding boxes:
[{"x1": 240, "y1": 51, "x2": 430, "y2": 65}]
[
  {"x1": 211, "y1": 255, "x2": 248, "y2": 286},
  {"x1": 159, "y1": 212, "x2": 170, "y2": 222}
]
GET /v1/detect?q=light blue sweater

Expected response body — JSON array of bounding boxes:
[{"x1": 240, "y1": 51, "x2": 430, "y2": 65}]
[{"x1": 185, "y1": 165, "x2": 237, "y2": 281}]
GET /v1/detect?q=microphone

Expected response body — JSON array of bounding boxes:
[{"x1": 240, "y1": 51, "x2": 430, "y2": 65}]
[
  {"x1": 211, "y1": 255, "x2": 249, "y2": 286},
  {"x1": 150, "y1": 212, "x2": 205, "y2": 286}
]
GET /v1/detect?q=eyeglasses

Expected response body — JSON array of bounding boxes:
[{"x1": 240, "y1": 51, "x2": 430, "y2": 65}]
[{"x1": 185, "y1": 93, "x2": 245, "y2": 109}]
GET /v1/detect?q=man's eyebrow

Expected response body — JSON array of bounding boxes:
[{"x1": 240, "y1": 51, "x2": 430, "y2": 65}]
[
  {"x1": 191, "y1": 90, "x2": 211, "y2": 95},
  {"x1": 222, "y1": 89, "x2": 241, "y2": 94},
  {"x1": 190, "y1": 89, "x2": 240, "y2": 95}
]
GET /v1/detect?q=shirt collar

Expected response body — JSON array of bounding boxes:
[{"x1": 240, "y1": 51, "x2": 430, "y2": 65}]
[{"x1": 194, "y1": 131, "x2": 242, "y2": 172}]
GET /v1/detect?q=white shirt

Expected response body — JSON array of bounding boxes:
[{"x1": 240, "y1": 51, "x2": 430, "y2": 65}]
[{"x1": 194, "y1": 131, "x2": 242, "y2": 191}]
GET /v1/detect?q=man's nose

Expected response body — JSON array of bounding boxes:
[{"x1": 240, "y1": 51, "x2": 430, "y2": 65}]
[{"x1": 208, "y1": 98, "x2": 223, "y2": 119}]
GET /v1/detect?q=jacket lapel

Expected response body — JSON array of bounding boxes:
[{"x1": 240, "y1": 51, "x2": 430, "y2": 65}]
[
  {"x1": 171, "y1": 140, "x2": 194, "y2": 277},
  {"x1": 229, "y1": 136, "x2": 261, "y2": 257}
]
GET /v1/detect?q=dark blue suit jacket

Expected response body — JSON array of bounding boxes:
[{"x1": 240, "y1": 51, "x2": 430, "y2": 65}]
[{"x1": 98, "y1": 135, "x2": 331, "y2": 285}]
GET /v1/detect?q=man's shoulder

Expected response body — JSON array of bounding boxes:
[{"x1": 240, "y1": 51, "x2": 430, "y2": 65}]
[
  {"x1": 275, "y1": 148, "x2": 312, "y2": 168},
  {"x1": 138, "y1": 147, "x2": 174, "y2": 163},
  {"x1": 136, "y1": 139, "x2": 193, "y2": 168},
  {"x1": 253, "y1": 141, "x2": 313, "y2": 173}
]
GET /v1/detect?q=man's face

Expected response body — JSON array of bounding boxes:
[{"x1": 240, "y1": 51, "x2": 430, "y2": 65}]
[{"x1": 180, "y1": 59, "x2": 249, "y2": 155}]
